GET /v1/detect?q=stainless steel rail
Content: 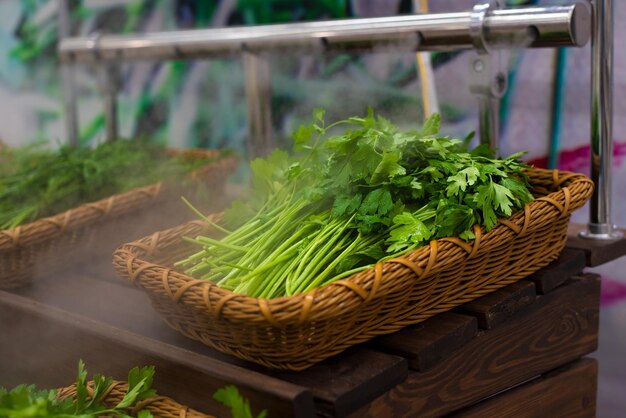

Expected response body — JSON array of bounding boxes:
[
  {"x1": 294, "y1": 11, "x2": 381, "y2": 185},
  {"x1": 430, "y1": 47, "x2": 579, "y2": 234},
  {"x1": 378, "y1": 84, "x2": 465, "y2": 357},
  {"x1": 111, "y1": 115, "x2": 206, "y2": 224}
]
[{"x1": 59, "y1": 5, "x2": 589, "y2": 63}]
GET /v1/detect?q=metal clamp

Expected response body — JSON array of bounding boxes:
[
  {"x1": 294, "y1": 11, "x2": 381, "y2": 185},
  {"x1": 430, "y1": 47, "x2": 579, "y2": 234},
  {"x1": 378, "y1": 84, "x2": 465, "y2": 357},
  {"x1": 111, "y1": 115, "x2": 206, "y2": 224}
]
[{"x1": 469, "y1": 0, "x2": 501, "y2": 53}]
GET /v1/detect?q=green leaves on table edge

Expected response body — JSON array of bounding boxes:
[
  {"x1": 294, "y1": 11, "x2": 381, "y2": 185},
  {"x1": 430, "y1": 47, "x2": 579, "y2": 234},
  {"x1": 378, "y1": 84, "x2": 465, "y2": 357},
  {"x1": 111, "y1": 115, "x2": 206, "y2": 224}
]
[
  {"x1": 0, "y1": 360, "x2": 156, "y2": 418},
  {"x1": 0, "y1": 361, "x2": 265, "y2": 418},
  {"x1": 214, "y1": 386, "x2": 267, "y2": 418}
]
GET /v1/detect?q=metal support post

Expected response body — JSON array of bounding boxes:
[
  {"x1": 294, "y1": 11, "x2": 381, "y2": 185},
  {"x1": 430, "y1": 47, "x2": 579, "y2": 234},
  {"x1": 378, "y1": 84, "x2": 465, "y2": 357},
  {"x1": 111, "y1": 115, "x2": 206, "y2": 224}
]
[
  {"x1": 243, "y1": 53, "x2": 274, "y2": 158},
  {"x1": 97, "y1": 63, "x2": 121, "y2": 142},
  {"x1": 58, "y1": 0, "x2": 79, "y2": 146},
  {"x1": 580, "y1": 0, "x2": 622, "y2": 240},
  {"x1": 90, "y1": 33, "x2": 121, "y2": 142}
]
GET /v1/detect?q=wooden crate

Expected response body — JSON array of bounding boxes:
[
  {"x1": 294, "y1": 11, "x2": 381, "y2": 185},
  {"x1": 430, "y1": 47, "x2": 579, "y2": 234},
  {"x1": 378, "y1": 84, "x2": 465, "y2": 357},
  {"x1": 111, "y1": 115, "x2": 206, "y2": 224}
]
[{"x1": 0, "y1": 247, "x2": 601, "y2": 417}]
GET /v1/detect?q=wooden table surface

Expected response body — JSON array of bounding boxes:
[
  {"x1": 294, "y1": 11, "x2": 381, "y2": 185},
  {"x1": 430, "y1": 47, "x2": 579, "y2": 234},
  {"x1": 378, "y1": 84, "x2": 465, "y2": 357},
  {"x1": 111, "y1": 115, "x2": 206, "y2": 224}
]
[{"x1": 0, "y1": 244, "x2": 603, "y2": 418}]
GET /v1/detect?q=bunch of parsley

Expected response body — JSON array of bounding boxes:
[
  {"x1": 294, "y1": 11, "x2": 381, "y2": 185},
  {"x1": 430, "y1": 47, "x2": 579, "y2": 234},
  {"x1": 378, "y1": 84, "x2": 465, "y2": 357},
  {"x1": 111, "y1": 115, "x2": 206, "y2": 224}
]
[
  {"x1": 178, "y1": 110, "x2": 533, "y2": 298},
  {"x1": 0, "y1": 361, "x2": 156, "y2": 417},
  {"x1": 0, "y1": 362, "x2": 266, "y2": 418}
]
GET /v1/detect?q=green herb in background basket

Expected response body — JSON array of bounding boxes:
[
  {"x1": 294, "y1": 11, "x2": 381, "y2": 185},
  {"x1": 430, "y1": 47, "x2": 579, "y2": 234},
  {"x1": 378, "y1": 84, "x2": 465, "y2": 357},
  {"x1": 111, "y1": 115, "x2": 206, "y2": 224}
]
[
  {"x1": 0, "y1": 360, "x2": 156, "y2": 418},
  {"x1": 177, "y1": 110, "x2": 534, "y2": 298},
  {"x1": 0, "y1": 140, "x2": 219, "y2": 230}
]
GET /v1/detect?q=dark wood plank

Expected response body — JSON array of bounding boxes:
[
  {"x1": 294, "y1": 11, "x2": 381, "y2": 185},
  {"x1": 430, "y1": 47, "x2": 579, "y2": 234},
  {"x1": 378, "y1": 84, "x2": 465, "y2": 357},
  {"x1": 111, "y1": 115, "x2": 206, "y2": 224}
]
[
  {"x1": 267, "y1": 349, "x2": 407, "y2": 418},
  {"x1": 567, "y1": 223, "x2": 626, "y2": 267},
  {"x1": 9, "y1": 271, "x2": 408, "y2": 418},
  {"x1": 456, "y1": 281, "x2": 536, "y2": 329},
  {"x1": 0, "y1": 291, "x2": 315, "y2": 418},
  {"x1": 162, "y1": 337, "x2": 408, "y2": 418},
  {"x1": 370, "y1": 313, "x2": 477, "y2": 371},
  {"x1": 348, "y1": 274, "x2": 600, "y2": 418},
  {"x1": 452, "y1": 358, "x2": 598, "y2": 418},
  {"x1": 526, "y1": 248, "x2": 586, "y2": 294},
  {"x1": 156, "y1": 330, "x2": 408, "y2": 418}
]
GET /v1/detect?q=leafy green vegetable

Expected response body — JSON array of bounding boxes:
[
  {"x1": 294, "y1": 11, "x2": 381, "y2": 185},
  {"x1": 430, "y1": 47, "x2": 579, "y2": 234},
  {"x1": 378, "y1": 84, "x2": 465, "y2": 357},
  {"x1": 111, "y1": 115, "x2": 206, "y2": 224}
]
[
  {"x1": 213, "y1": 386, "x2": 267, "y2": 418},
  {"x1": 0, "y1": 360, "x2": 156, "y2": 417},
  {"x1": 0, "y1": 362, "x2": 261, "y2": 418},
  {"x1": 178, "y1": 110, "x2": 533, "y2": 298},
  {"x1": 0, "y1": 140, "x2": 222, "y2": 229}
]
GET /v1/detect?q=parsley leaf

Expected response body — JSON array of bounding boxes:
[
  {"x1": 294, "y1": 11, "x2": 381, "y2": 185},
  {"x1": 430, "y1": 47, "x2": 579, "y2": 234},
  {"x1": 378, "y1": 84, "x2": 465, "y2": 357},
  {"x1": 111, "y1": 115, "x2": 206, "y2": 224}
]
[
  {"x1": 331, "y1": 194, "x2": 362, "y2": 218},
  {"x1": 359, "y1": 189, "x2": 394, "y2": 217},
  {"x1": 370, "y1": 152, "x2": 406, "y2": 184},
  {"x1": 387, "y1": 212, "x2": 433, "y2": 253},
  {"x1": 213, "y1": 385, "x2": 267, "y2": 418}
]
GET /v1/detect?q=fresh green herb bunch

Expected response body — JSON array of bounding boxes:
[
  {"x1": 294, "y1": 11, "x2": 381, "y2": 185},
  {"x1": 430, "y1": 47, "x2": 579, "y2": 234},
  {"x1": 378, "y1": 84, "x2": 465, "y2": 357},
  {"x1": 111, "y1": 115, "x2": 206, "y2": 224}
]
[
  {"x1": 0, "y1": 360, "x2": 156, "y2": 418},
  {"x1": 178, "y1": 110, "x2": 534, "y2": 298},
  {"x1": 0, "y1": 140, "x2": 216, "y2": 230}
]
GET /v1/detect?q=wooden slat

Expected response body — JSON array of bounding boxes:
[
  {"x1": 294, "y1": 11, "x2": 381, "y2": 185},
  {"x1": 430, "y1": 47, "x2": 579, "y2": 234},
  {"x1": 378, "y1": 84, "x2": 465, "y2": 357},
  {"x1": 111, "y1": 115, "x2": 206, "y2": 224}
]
[
  {"x1": 370, "y1": 313, "x2": 477, "y2": 371},
  {"x1": 567, "y1": 223, "x2": 626, "y2": 267},
  {"x1": 162, "y1": 330, "x2": 409, "y2": 418},
  {"x1": 348, "y1": 274, "x2": 600, "y2": 418},
  {"x1": 456, "y1": 281, "x2": 536, "y2": 329},
  {"x1": 526, "y1": 248, "x2": 586, "y2": 294},
  {"x1": 452, "y1": 358, "x2": 598, "y2": 418},
  {"x1": 8, "y1": 272, "x2": 408, "y2": 418},
  {"x1": 0, "y1": 291, "x2": 315, "y2": 418},
  {"x1": 267, "y1": 349, "x2": 407, "y2": 418}
]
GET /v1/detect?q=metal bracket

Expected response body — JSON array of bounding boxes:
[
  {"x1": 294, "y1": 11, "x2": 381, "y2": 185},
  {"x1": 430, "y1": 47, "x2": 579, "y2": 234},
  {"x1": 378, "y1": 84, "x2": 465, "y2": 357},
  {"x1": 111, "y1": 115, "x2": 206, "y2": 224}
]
[{"x1": 469, "y1": 1, "x2": 507, "y2": 150}]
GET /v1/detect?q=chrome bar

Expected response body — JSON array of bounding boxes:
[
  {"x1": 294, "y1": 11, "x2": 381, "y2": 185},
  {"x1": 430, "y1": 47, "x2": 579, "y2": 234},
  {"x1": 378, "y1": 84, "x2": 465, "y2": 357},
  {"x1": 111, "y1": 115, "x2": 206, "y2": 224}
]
[
  {"x1": 58, "y1": 0, "x2": 79, "y2": 146},
  {"x1": 59, "y1": 4, "x2": 590, "y2": 63},
  {"x1": 581, "y1": 0, "x2": 622, "y2": 240}
]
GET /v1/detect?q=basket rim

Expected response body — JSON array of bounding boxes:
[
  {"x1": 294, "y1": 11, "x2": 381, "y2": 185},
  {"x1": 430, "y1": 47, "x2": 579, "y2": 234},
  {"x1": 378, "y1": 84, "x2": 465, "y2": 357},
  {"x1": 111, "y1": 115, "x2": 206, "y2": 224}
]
[
  {"x1": 0, "y1": 149, "x2": 238, "y2": 251},
  {"x1": 113, "y1": 168, "x2": 594, "y2": 327}
]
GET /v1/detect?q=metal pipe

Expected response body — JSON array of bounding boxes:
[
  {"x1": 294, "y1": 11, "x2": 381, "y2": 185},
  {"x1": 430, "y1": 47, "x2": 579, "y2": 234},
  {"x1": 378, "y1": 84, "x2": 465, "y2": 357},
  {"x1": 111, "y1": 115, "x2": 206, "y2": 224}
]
[
  {"x1": 581, "y1": 0, "x2": 622, "y2": 239},
  {"x1": 59, "y1": 4, "x2": 590, "y2": 64},
  {"x1": 58, "y1": 0, "x2": 79, "y2": 146}
]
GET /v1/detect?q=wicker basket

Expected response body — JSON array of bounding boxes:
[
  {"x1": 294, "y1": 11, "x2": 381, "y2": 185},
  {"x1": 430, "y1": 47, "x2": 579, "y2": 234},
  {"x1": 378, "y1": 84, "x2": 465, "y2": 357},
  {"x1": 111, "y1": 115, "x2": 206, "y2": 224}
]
[
  {"x1": 0, "y1": 149, "x2": 238, "y2": 289},
  {"x1": 57, "y1": 381, "x2": 214, "y2": 418},
  {"x1": 113, "y1": 168, "x2": 593, "y2": 371}
]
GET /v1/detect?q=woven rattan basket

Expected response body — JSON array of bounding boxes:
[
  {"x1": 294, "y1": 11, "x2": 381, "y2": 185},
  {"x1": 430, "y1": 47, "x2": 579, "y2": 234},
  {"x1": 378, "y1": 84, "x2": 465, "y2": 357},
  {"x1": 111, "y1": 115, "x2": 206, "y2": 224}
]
[
  {"x1": 57, "y1": 381, "x2": 214, "y2": 418},
  {"x1": 0, "y1": 149, "x2": 238, "y2": 289},
  {"x1": 113, "y1": 168, "x2": 593, "y2": 371}
]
